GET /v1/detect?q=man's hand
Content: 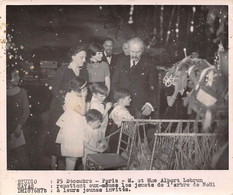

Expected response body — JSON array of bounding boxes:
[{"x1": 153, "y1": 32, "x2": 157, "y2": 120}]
[{"x1": 141, "y1": 104, "x2": 152, "y2": 116}]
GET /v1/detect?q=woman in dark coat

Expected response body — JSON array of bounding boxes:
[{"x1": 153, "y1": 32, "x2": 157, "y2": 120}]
[
  {"x1": 7, "y1": 68, "x2": 30, "y2": 169},
  {"x1": 45, "y1": 45, "x2": 88, "y2": 170}
]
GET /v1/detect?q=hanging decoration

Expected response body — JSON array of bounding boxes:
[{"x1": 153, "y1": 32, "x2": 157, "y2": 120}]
[
  {"x1": 214, "y1": 47, "x2": 220, "y2": 71},
  {"x1": 163, "y1": 54, "x2": 226, "y2": 131},
  {"x1": 183, "y1": 48, "x2": 187, "y2": 57},
  {"x1": 128, "y1": 5, "x2": 134, "y2": 24},
  {"x1": 160, "y1": 5, "x2": 164, "y2": 43},
  {"x1": 166, "y1": 6, "x2": 176, "y2": 45},
  {"x1": 190, "y1": 6, "x2": 196, "y2": 33},
  {"x1": 175, "y1": 5, "x2": 180, "y2": 56},
  {"x1": 146, "y1": 5, "x2": 158, "y2": 49},
  {"x1": 175, "y1": 6, "x2": 180, "y2": 39}
]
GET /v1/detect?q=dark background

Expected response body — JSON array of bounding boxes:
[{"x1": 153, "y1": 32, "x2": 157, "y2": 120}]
[
  {"x1": 7, "y1": 5, "x2": 227, "y2": 65},
  {"x1": 6, "y1": 5, "x2": 228, "y2": 115}
]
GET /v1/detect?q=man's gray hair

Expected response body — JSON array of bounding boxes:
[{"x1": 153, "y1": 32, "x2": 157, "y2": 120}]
[{"x1": 127, "y1": 37, "x2": 144, "y2": 51}]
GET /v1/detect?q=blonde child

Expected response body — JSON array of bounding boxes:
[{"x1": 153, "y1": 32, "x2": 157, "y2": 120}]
[
  {"x1": 83, "y1": 109, "x2": 107, "y2": 168},
  {"x1": 107, "y1": 88, "x2": 134, "y2": 153},
  {"x1": 89, "y1": 82, "x2": 112, "y2": 138},
  {"x1": 56, "y1": 77, "x2": 88, "y2": 170}
]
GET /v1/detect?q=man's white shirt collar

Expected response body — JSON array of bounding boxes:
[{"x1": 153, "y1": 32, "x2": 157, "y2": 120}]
[
  {"x1": 104, "y1": 51, "x2": 112, "y2": 64},
  {"x1": 130, "y1": 59, "x2": 139, "y2": 67},
  {"x1": 104, "y1": 51, "x2": 112, "y2": 58}
]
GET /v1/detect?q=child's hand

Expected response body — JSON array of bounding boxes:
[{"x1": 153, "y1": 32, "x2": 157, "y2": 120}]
[
  {"x1": 81, "y1": 88, "x2": 88, "y2": 98},
  {"x1": 96, "y1": 139, "x2": 108, "y2": 153},
  {"x1": 105, "y1": 102, "x2": 112, "y2": 111}
]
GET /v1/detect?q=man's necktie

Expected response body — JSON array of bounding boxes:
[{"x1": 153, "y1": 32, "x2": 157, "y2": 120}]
[
  {"x1": 131, "y1": 61, "x2": 136, "y2": 69},
  {"x1": 106, "y1": 55, "x2": 111, "y2": 64}
]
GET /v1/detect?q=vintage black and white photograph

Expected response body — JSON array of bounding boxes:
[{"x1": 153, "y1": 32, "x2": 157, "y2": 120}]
[{"x1": 4, "y1": 2, "x2": 229, "y2": 173}]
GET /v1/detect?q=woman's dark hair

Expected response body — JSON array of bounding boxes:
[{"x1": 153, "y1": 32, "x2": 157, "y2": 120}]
[
  {"x1": 67, "y1": 44, "x2": 87, "y2": 64},
  {"x1": 69, "y1": 77, "x2": 87, "y2": 93},
  {"x1": 91, "y1": 82, "x2": 108, "y2": 97},
  {"x1": 113, "y1": 88, "x2": 131, "y2": 103},
  {"x1": 86, "y1": 42, "x2": 103, "y2": 62},
  {"x1": 85, "y1": 109, "x2": 103, "y2": 123}
]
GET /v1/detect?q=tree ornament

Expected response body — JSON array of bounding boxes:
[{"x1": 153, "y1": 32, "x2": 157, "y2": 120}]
[
  {"x1": 160, "y1": 5, "x2": 164, "y2": 42},
  {"x1": 128, "y1": 5, "x2": 134, "y2": 24},
  {"x1": 166, "y1": 5, "x2": 176, "y2": 45},
  {"x1": 175, "y1": 6, "x2": 180, "y2": 56},
  {"x1": 190, "y1": 6, "x2": 196, "y2": 33}
]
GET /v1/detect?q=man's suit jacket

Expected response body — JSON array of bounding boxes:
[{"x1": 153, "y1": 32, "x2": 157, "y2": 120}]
[
  {"x1": 111, "y1": 55, "x2": 159, "y2": 118},
  {"x1": 102, "y1": 53, "x2": 118, "y2": 76}
]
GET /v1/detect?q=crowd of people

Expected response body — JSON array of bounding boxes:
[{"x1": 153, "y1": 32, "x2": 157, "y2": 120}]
[
  {"x1": 7, "y1": 37, "x2": 159, "y2": 170},
  {"x1": 7, "y1": 36, "x2": 228, "y2": 170},
  {"x1": 42, "y1": 37, "x2": 158, "y2": 170}
]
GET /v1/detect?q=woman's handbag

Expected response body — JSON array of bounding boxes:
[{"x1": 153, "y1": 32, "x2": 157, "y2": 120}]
[{"x1": 9, "y1": 130, "x2": 26, "y2": 149}]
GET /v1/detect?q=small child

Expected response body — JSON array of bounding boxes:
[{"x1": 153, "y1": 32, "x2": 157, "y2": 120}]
[
  {"x1": 89, "y1": 82, "x2": 112, "y2": 138},
  {"x1": 83, "y1": 109, "x2": 107, "y2": 168},
  {"x1": 56, "y1": 77, "x2": 88, "y2": 170},
  {"x1": 107, "y1": 88, "x2": 134, "y2": 153}
]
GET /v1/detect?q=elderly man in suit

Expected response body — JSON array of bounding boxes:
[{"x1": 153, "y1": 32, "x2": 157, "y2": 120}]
[
  {"x1": 102, "y1": 38, "x2": 118, "y2": 76},
  {"x1": 112, "y1": 37, "x2": 158, "y2": 118}
]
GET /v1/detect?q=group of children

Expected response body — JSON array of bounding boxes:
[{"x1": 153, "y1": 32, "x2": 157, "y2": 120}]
[{"x1": 55, "y1": 77, "x2": 134, "y2": 170}]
